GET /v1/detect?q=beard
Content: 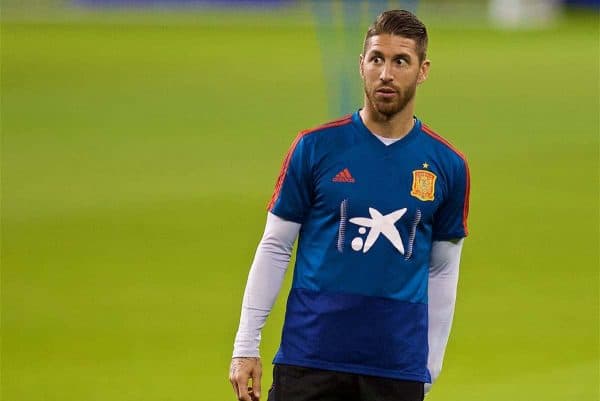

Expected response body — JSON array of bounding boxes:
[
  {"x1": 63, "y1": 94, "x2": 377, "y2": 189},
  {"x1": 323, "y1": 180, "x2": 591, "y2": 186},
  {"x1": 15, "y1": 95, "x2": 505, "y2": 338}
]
[{"x1": 364, "y1": 80, "x2": 417, "y2": 119}]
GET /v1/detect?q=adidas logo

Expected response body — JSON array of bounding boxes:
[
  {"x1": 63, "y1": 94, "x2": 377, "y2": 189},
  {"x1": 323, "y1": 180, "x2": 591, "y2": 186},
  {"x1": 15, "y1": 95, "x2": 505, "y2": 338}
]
[{"x1": 332, "y1": 168, "x2": 356, "y2": 183}]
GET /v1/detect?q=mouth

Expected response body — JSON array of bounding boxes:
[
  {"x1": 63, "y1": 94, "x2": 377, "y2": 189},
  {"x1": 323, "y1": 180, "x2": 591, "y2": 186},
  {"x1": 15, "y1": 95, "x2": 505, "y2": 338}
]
[{"x1": 375, "y1": 87, "x2": 397, "y2": 98}]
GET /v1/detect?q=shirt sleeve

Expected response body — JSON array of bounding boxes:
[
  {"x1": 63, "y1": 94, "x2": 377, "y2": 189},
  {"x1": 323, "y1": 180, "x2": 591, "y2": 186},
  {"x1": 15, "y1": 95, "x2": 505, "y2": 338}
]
[
  {"x1": 432, "y1": 156, "x2": 470, "y2": 240},
  {"x1": 425, "y1": 239, "x2": 463, "y2": 394},
  {"x1": 233, "y1": 212, "x2": 301, "y2": 357},
  {"x1": 267, "y1": 132, "x2": 313, "y2": 223}
]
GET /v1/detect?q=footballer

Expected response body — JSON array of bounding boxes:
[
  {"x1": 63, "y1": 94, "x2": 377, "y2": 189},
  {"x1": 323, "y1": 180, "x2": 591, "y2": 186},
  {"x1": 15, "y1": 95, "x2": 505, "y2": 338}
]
[{"x1": 229, "y1": 9, "x2": 470, "y2": 401}]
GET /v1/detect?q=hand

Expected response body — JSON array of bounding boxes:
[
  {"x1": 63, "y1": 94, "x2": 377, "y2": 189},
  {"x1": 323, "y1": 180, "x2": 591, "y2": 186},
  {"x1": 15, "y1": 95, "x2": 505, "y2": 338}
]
[{"x1": 229, "y1": 357, "x2": 262, "y2": 401}]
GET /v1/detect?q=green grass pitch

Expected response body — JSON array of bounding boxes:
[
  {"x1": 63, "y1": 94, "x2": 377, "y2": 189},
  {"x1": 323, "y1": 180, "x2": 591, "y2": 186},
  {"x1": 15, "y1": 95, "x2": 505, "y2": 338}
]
[{"x1": 2, "y1": 10, "x2": 598, "y2": 401}]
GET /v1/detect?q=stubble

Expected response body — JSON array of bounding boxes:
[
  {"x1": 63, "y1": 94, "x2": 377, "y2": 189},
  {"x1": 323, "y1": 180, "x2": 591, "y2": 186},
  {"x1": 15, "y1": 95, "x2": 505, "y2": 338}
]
[{"x1": 364, "y1": 80, "x2": 417, "y2": 121}]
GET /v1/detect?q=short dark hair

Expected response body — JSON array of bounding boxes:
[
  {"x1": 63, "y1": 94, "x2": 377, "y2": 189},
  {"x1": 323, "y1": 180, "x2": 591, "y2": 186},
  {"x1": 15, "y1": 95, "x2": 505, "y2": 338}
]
[{"x1": 363, "y1": 10, "x2": 428, "y2": 62}]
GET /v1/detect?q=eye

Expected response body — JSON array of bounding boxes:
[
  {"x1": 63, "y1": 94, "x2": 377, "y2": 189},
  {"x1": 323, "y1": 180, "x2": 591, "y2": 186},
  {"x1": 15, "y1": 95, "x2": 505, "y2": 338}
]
[
  {"x1": 371, "y1": 56, "x2": 383, "y2": 64},
  {"x1": 396, "y1": 58, "x2": 408, "y2": 66}
]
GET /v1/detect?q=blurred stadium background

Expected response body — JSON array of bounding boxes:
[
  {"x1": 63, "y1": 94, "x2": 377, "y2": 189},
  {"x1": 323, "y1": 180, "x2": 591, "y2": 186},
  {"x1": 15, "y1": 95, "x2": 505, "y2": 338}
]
[{"x1": 2, "y1": 0, "x2": 598, "y2": 400}]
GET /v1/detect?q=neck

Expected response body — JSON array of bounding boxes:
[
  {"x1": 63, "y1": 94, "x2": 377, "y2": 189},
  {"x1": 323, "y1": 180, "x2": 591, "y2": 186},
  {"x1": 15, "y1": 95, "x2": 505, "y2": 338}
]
[{"x1": 359, "y1": 98, "x2": 416, "y2": 139}]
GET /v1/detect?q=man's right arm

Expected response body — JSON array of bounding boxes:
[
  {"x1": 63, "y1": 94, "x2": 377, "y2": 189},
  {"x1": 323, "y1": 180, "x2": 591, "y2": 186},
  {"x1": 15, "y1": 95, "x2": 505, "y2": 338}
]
[{"x1": 229, "y1": 212, "x2": 301, "y2": 401}]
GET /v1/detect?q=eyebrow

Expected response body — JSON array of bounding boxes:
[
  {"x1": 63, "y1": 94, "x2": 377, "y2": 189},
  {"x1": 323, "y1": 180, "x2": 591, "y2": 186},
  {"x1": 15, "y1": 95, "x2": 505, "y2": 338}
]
[{"x1": 368, "y1": 50, "x2": 412, "y2": 61}]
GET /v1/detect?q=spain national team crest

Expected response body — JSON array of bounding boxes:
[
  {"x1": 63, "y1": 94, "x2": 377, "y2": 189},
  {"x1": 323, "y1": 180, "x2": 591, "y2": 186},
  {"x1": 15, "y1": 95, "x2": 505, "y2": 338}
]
[{"x1": 410, "y1": 170, "x2": 437, "y2": 201}]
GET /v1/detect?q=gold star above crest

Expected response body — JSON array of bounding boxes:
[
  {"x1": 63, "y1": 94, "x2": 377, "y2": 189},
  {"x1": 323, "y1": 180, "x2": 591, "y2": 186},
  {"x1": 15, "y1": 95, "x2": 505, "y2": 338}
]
[{"x1": 422, "y1": 163, "x2": 429, "y2": 169}]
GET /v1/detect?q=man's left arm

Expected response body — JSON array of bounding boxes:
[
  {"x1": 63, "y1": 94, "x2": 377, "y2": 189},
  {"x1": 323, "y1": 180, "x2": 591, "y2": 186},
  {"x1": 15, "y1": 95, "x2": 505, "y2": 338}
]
[
  {"x1": 426, "y1": 238, "x2": 464, "y2": 394},
  {"x1": 426, "y1": 146, "x2": 470, "y2": 394}
]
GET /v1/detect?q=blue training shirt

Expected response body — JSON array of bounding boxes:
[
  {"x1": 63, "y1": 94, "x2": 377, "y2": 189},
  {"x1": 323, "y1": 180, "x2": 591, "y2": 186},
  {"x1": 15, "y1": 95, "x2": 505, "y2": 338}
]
[{"x1": 267, "y1": 110, "x2": 470, "y2": 383}]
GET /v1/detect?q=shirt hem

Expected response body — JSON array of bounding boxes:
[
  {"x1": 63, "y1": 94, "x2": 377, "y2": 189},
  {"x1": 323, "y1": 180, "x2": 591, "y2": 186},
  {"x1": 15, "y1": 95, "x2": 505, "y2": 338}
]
[{"x1": 272, "y1": 356, "x2": 430, "y2": 383}]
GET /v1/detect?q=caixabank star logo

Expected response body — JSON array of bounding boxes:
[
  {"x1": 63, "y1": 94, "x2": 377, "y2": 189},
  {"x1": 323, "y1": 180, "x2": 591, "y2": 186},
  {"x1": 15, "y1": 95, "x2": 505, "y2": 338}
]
[{"x1": 349, "y1": 207, "x2": 407, "y2": 254}]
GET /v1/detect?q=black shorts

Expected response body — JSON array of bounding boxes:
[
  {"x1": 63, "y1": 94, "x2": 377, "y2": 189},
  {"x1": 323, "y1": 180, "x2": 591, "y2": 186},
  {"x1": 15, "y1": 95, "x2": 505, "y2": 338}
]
[{"x1": 266, "y1": 364, "x2": 424, "y2": 401}]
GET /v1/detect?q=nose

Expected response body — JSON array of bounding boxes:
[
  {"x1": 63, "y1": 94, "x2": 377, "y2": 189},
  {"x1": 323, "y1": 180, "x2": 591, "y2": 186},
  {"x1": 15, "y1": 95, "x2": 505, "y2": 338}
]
[{"x1": 379, "y1": 62, "x2": 393, "y2": 82}]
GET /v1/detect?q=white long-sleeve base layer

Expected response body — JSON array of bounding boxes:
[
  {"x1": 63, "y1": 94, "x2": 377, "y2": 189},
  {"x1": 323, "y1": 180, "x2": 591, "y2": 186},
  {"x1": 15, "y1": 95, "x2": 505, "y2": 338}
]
[{"x1": 233, "y1": 212, "x2": 464, "y2": 394}]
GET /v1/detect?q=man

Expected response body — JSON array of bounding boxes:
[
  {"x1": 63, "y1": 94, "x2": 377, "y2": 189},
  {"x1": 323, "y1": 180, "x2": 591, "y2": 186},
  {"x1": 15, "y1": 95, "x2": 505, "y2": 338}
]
[{"x1": 229, "y1": 10, "x2": 470, "y2": 401}]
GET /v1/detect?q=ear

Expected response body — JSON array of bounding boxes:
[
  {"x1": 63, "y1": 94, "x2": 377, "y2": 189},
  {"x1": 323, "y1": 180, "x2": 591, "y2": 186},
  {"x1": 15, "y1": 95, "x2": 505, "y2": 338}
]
[
  {"x1": 359, "y1": 53, "x2": 365, "y2": 79},
  {"x1": 417, "y1": 59, "x2": 430, "y2": 85}
]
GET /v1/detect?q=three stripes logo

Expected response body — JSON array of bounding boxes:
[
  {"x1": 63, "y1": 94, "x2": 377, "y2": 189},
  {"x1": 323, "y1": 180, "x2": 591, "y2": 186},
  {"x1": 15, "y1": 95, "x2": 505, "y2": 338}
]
[{"x1": 332, "y1": 168, "x2": 356, "y2": 183}]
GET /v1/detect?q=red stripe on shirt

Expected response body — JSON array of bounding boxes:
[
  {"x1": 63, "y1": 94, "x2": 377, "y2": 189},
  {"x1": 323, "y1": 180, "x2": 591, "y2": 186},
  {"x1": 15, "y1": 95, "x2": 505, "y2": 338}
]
[
  {"x1": 421, "y1": 124, "x2": 471, "y2": 236},
  {"x1": 267, "y1": 115, "x2": 353, "y2": 211}
]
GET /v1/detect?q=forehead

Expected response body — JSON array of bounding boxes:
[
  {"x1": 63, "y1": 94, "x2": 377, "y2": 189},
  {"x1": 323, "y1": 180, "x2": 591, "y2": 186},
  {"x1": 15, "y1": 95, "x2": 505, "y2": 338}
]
[{"x1": 364, "y1": 34, "x2": 419, "y2": 56}]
